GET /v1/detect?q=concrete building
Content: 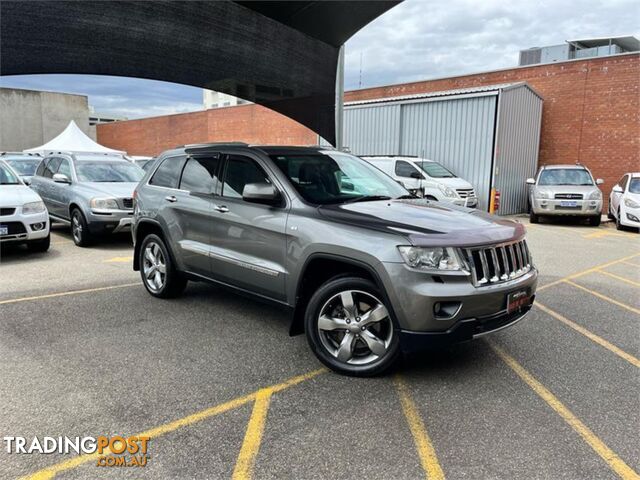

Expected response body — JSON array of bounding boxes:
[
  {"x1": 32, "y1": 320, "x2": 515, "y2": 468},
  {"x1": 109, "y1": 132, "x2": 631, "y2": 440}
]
[
  {"x1": 519, "y1": 36, "x2": 639, "y2": 66},
  {"x1": 0, "y1": 87, "x2": 94, "y2": 151},
  {"x1": 203, "y1": 90, "x2": 251, "y2": 109}
]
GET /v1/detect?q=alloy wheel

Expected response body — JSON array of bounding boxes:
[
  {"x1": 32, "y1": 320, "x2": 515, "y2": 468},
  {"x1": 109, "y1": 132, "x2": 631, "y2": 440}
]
[
  {"x1": 317, "y1": 290, "x2": 393, "y2": 365},
  {"x1": 72, "y1": 213, "x2": 82, "y2": 244},
  {"x1": 143, "y1": 241, "x2": 167, "y2": 292}
]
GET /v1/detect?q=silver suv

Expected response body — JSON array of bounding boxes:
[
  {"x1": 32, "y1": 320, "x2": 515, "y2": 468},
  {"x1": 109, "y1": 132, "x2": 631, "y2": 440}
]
[
  {"x1": 30, "y1": 153, "x2": 145, "y2": 246},
  {"x1": 132, "y1": 144, "x2": 537, "y2": 376},
  {"x1": 527, "y1": 164, "x2": 604, "y2": 226}
]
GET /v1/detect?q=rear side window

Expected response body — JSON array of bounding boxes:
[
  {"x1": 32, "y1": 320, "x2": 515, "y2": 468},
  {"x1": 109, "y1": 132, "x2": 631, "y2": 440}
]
[
  {"x1": 35, "y1": 159, "x2": 46, "y2": 176},
  {"x1": 150, "y1": 155, "x2": 187, "y2": 189},
  {"x1": 43, "y1": 157, "x2": 62, "y2": 178},
  {"x1": 395, "y1": 160, "x2": 419, "y2": 178},
  {"x1": 179, "y1": 156, "x2": 222, "y2": 194},
  {"x1": 222, "y1": 155, "x2": 270, "y2": 199}
]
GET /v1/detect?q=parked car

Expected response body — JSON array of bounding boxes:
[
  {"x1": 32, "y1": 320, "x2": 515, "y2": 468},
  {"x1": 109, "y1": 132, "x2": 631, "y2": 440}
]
[
  {"x1": 0, "y1": 159, "x2": 50, "y2": 252},
  {"x1": 527, "y1": 164, "x2": 603, "y2": 226},
  {"x1": 0, "y1": 152, "x2": 42, "y2": 185},
  {"x1": 361, "y1": 156, "x2": 478, "y2": 208},
  {"x1": 608, "y1": 172, "x2": 640, "y2": 232},
  {"x1": 132, "y1": 144, "x2": 537, "y2": 376},
  {"x1": 30, "y1": 153, "x2": 145, "y2": 246},
  {"x1": 128, "y1": 156, "x2": 156, "y2": 172}
]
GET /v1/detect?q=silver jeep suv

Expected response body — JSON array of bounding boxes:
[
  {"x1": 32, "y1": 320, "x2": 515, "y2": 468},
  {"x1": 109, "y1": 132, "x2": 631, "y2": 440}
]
[{"x1": 132, "y1": 144, "x2": 537, "y2": 376}]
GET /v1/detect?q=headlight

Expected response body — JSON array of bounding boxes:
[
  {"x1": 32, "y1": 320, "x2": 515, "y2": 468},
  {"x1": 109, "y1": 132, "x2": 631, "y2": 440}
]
[
  {"x1": 588, "y1": 190, "x2": 602, "y2": 200},
  {"x1": 398, "y1": 246, "x2": 463, "y2": 271},
  {"x1": 437, "y1": 184, "x2": 456, "y2": 198},
  {"x1": 535, "y1": 191, "x2": 550, "y2": 200},
  {"x1": 90, "y1": 197, "x2": 119, "y2": 210},
  {"x1": 624, "y1": 197, "x2": 640, "y2": 208},
  {"x1": 22, "y1": 201, "x2": 46, "y2": 214}
]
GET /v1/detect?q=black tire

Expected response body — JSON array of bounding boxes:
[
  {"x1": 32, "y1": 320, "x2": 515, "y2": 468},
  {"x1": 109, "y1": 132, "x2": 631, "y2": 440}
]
[
  {"x1": 615, "y1": 209, "x2": 623, "y2": 231},
  {"x1": 589, "y1": 215, "x2": 601, "y2": 227},
  {"x1": 27, "y1": 233, "x2": 50, "y2": 252},
  {"x1": 139, "y1": 233, "x2": 187, "y2": 298},
  {"x1": 529, "y1": 211, "x2": 539, "y2": 224},
  {"x1": 71, "y1": 208, "x2": 93, "y2": 247},
  {"x1": 607, "y1": 202, "x2": 615, "y2": 220},
  {"x1": 304, "y1": 276, "x2": 400, "y2": 377}
]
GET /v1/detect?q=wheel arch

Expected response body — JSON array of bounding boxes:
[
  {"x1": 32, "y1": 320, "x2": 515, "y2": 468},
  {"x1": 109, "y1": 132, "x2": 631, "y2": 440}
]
[{"x1": 133, "y1": 219, "x2": 167, "y2": 271}]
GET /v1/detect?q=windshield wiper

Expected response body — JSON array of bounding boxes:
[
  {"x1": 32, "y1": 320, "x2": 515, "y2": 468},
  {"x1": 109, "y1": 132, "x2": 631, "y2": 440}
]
[{"x1": 344, "y1": 195, "x2": 392, "y2": 203}]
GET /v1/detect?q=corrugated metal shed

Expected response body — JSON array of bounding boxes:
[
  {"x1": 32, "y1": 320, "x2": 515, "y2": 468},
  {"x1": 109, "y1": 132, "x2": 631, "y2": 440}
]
[{"x1": 325, "y1": 82, "x2": 543, "y2": 214}]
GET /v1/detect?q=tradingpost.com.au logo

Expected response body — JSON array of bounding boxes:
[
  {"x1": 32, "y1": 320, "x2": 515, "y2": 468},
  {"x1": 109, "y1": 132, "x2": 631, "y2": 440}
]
[{"x1": 3, "y1": 435, "x2": 150, "y2": 467}]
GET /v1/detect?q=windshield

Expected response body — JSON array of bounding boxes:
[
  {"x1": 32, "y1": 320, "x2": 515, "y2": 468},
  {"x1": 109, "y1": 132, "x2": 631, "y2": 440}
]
[
  {"x1": 0, "y1": 162, "x2": 21, "y2": 185},
  {"x1": 75, "y1": 161, "x2": 144, "y2": 183},
  {"x1": 416, "y1": 161, "x2": 456, "y2": 178},
  {"x1": 629, "y1": 179, "x2": 640, "y2": 194},
  {"x1": 5, "y1": 159, "x2": 41, "y2": 176},
  {"x1": 538, "y1": 169, "x2": 594, "y2": 186},
  {"x1": 271, "y1": 151, "x2": 408, "y2": 205}
]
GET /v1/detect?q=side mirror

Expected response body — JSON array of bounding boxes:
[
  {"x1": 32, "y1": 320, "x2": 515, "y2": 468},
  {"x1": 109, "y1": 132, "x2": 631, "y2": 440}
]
[
  {"x1": 22, "y1": 177, "x2": 31, "y2": 185},
  {"x1": 242, "y1": 182, "x2": 280, "y2": 206},
  {"x1": 53, "y1": 173, "x2": 71, "y2": 184},
  {"x1": 612, "y1": 185, "x2": 623, "y2": 193},
  {"x1": 596, "y1": 178, "x2": 604, "y2": 185},
  {"x1": 410, "y1": 171, "x2": 423, "y2": 179},
  {"x1": 526, "y1": 178, "x2": 536, "y2": 185}
]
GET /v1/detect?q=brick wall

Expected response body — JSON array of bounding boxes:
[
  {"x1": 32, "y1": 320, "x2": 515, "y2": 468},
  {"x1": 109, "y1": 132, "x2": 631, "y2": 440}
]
[{"x1": 98, "y1": 54, "x2": 639, "y2": 198}]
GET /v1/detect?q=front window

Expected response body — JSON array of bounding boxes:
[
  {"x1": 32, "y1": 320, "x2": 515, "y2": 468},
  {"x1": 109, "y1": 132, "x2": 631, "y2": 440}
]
[
  {"x1": 5, "y1": 159, "x2": 41, "y2": 177},
  {"x1": 629, "y1": 179, "x2": 640, "y2": 194},
  {"x1": 76, "y1": 161, "x2": 144, "y2": 183},
  {"x1": 271, "y1": 151, "x2": 408, "y2": 205},
  {"x1": 416, "y1": 161, "x2": 456, "y2": 178},
  {"x1": 0, "y1": 163, "x2": 21, "y2": 185},
  {"x1": 538, "y1": 169, "x2": 594, "y2": 186}
]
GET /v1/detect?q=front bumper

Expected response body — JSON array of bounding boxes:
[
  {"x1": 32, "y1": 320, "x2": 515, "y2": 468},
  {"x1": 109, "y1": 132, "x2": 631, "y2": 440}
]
[
  {"x1": 0, "y1": 209, "x2": 49, "y2": 243},
  {"x1": 86, "y1": 209, "x2": 134, "y2": 234},
  {"x1": 531, "y1": 198, "x2": 602, "y2": 216},
  {"x1": 620, "y1": 204, "x2": 640, "y2": 228}
]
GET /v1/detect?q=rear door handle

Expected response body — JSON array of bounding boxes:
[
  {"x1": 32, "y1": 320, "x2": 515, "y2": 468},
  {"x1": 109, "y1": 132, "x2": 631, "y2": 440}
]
[
  {"x1": 165, "y1": 195, "x2": 177, "y2": 203},
  {"x1": 214, "y1": 205, "x2": 229, "y2": 213}
]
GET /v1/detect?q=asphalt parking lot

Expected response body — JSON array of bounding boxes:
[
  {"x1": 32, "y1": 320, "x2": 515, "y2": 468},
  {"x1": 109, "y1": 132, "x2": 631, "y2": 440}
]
[{"x1": 0, "y1": 218, "x2": 638, "y2": 480}]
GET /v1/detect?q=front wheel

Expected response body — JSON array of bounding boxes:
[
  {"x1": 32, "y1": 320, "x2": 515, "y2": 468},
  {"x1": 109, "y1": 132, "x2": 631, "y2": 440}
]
[
  {"x1": 529, "y1": 211, "x2": 539, "y2": 224},
  {"x1": 139, "y1": 234, "x2": 187, "y2": 298},
  {"x1": 615, "y1": 209, "x2": 624, "y2": 231},
  {"x1": 27, "y1": 233, "x2": 50, "y2": 253},
  {"x1": 71, "y1": 208, "x2": 93, "y2": 247},
  {"x1": 589, "y1": 215, "x2": 601, "y2": 227},
  {"x1": 304, "y1": 276, "x2": 400, "y2": 376}
]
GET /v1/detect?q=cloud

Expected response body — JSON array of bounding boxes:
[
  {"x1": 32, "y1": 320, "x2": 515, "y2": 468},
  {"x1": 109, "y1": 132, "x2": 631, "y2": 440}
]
[{"x1": 1, "y1": 0, "x2": 638, "y2": 116}]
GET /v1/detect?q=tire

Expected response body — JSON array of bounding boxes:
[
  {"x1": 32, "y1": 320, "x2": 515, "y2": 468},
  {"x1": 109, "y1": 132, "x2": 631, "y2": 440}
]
[
  {"x1": 607, "y1": 202, "x2": 615, "y2": 220},
  {"x1": 304, "y1": 276, "x2": 400, "y2": 377},
  {"x1": 529, "y1": 211, "x2": 539, "y2": 224},
  {"x1": 139, "y1": 233, "x2": 187, "y2": 298},
  {"x1": 589, "y1": 215, "x2": 601, "y2": 227},
  {"x1": 71, "y1": 208, "x2": 93, "y2": 247},
  {"x1": 615, "y1": 209, "x2": 623, "y2": 231},
  {"x1": 27, "y1": 233, "x2": 50, "y2": 253}
]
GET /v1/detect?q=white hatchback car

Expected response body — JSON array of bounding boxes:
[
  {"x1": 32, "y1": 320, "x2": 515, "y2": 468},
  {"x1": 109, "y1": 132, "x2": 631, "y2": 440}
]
[
  {"x1": 0, "y1": 160, "x2": 50, "y2": 252},
  {"x1": 609, "y1": 172, "x2": 640, "y2": 232}
]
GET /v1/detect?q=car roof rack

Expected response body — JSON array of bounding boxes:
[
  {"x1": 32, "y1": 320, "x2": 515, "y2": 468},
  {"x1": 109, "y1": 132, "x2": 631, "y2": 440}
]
[
  {"x1": 360, "y1": 154, "x2": 419, "y2": 158},
  {"x1": 180, "y1": 141, "x2": 249, "y2": 149}
]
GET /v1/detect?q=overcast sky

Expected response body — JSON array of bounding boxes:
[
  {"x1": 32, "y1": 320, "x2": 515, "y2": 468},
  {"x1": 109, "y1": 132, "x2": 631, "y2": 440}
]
[{"x1": 1, "y1": 0, "x2": 638, "y2": 119}]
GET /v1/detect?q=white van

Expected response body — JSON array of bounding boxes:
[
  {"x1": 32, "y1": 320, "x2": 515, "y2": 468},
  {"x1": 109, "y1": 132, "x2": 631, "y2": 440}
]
[{"x1": 362, "y1": 156, "x2": 478, "y2": 208}]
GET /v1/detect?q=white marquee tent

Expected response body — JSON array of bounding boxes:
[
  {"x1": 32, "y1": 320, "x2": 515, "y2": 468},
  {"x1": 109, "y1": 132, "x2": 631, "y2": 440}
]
[{"x1": 24, "y1": 120, "x2": 126, "y2": 156}]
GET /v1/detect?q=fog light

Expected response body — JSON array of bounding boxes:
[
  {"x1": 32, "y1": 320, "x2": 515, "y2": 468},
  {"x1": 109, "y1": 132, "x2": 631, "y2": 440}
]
[
  {"x1": 627, "y1": 213, "x2": 639, "y2": 222},
  {"x1": 30, "y1": 222, "x2": 45, "y2": 231},
  {"x1": 434, "y1": 301, "x2": 462, "y2": 320}
]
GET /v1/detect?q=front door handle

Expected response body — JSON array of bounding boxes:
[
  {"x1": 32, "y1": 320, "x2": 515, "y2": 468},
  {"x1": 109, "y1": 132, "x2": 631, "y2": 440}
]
[
  {"x1": 165, "y1": 195, "x2": 177, "y2": 203},
  {"x1": 214, "y1": 205, "x2": 229, "y2": 213}
]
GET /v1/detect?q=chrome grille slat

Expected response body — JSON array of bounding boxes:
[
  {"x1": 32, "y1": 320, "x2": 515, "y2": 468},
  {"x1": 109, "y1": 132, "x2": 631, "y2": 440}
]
[{"x1": 462, "y1": 239, "x2": 532, "y2": 287}]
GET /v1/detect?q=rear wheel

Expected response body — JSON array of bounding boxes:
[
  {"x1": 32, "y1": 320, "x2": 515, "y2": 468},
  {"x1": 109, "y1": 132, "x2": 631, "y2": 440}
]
[
  {"x1": 71, "y1": 208, "x2": 93, "y2": 247},
  {"x1": 589, "y1": 215, "x2": 601, "y2": 227},
  {"x1": 27, "y1": 233, "x2": 50, "y2": 252},
  {"x1": 305, "y1": 276, "x2": 399, "y2": 376},
  {"x1": 529, "y1": 211, "x2": 539, "y2": 224},
  {"x1": 139, "y1": 233, "x2": 187, "y2": 298},
  {"x1": 615, "y1": 208, "x2": 624, "y2": 231}
]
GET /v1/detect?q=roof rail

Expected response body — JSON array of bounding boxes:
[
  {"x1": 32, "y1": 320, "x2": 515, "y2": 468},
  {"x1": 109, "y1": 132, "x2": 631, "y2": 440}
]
[
  {"x1": 361, "y1": 154, "x2": 418, "y2": 158},
  {"x1": 180, "y1": 141, "x2": 249, "y2": 149}
]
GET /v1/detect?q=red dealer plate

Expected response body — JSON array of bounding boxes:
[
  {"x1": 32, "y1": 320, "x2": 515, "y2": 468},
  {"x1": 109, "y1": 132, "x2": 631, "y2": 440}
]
[{"x1": 507, "y1": 289, "x2": 531, "y2": 313}]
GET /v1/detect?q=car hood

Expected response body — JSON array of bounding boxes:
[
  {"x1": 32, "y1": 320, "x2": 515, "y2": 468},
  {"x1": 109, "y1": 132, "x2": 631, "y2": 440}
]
[
  {"x1": 318, "y1": 199, "x2": 525, "y2": 247},
  {"x1": 79, "y1": 182, "x2": 138, "y2": 198},
  {"x1": 432, "y1": 177, "x2": 474, "y2": 189},
  {"x1": 0, "y1": 184, "x2": 43, "y2": 207},
  {"x1": 535, "y1": 185, "x2": 600, "y2": 196}
]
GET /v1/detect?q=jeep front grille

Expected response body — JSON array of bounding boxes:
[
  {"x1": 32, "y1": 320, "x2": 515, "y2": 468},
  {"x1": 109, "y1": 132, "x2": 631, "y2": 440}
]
[
  {"x1": 460, "y1": 240, "x2": 532, "y2": 287},
  {"x1": 121, "y1": 198, "x2": 134, "y2": 209}
]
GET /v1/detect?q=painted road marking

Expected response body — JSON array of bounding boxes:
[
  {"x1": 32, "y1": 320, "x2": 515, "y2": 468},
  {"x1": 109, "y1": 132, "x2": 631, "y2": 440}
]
[
  {"x1": 596, "y1": 270, "x2": 640, "y2": 288},
  {"x1": 22, "y1": 369, "x2": 325, "y2": 480},
  {"x1": 565, "y1": 280, "x2": 640, "y2": 315},
  {"x1": 535, "y1": 303, "x2": 639, "y2": 368},
  {"x1": 232, "y1": 388, "x2": 274, "y2": 480},
  {"x1": 621, "y1": 261, "x2": 640, "y2": 268},
  {"x1": 538, "y1": 252, "x2": 640, "y2": 291},
  {"x1": 394, "y1": 375, "x2": 445, "y2": 480},
  {"x1": 103, "y1": 256, "x2": 133, "y2": 263},
  {"x1": 583, "y1": 231, "x2": 630, "y2": 239},
  {"x1": 0, "y1": 283, "x2": 141, "y2": 305},
  {"x1": 490, "y1": 343, "x2": 640, "y2": 480}
]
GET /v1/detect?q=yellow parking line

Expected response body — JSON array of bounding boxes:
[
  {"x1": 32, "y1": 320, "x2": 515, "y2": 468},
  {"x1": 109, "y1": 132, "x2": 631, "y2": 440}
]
[
  {"x1": 538, "y1": 252, "x2": 640, "y2": 291},
  {"x1": 394, "y1": 375, "x2": 445, "y2": 480},
  {"x1": 103, "y1": 256, "x2": 133, "y2": 263},
  {"x1": 596, "y1": 270, "x2": 640, "y2": 288},
  {"x1": 490, "y1": 343, "x2": 640, "y2": 480},
  {"x1": 583, "y1": 231, "x2": 629, "y2": 239},
  {"x1": 621, "y1": 261, "x2": 640, "y2": 268},
  {"x1": 565, "y1": 280, "x2": 640, "y2": 315},
  {"x1": 535, "y1": 303, "x2": 639, "y2": 368},
  {"x1": 22, "y1": 369, "x2": 325, "y2": 480},
  {"x1": 0, "y1": 283, "x2": 141, "y2": 305},
  {"x1": 232, "y1": 388, "x2": 274, "y2": 480}
]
